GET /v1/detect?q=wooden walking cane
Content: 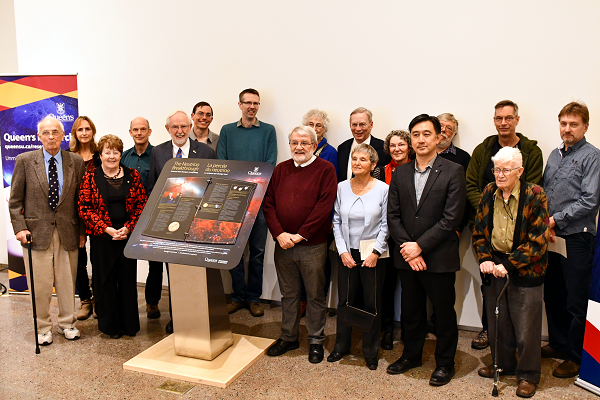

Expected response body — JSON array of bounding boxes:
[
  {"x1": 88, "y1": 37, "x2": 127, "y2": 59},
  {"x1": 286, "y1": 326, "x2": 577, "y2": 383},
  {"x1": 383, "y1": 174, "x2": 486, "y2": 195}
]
[
  {"x1": 492, "y1": 274, "x2": 510, "y2": 396},
  {"x1": 26, "y1": 234, "x2": 41, "y2": 354}
]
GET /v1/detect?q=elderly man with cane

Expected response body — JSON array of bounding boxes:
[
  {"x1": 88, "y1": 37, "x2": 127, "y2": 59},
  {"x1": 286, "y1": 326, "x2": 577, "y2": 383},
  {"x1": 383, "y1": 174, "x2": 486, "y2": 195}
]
[{"x1": 472, "y1": 147, "x2": 549, "y2": 398}]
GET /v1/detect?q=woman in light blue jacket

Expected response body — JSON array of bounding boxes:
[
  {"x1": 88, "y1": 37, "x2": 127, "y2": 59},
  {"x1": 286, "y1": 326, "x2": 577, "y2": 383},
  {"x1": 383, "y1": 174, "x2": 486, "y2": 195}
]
[{"x1": 328, "y1": 143, "x2": 389, "y2": 370}]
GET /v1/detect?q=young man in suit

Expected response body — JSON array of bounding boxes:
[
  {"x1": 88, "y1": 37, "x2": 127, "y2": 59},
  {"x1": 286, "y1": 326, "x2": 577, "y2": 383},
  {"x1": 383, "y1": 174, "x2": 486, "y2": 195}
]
[
  {"x1": 9, "y1": 116, "x2": 87, "y2": 345},
  {"x1": 386, "y1": 114, "x2": 466, "y2": 386},
  {"x1": 336, "y1": 107, "x2": 388, "y2": 182},
  {"x1": 147, "y1": 110, "x2": 215, "y2": 333}
]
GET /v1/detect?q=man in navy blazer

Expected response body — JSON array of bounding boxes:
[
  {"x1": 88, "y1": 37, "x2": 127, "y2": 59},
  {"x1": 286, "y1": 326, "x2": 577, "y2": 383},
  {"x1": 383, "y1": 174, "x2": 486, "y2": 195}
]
[
  {"x1": 337, "y1": 107, "x2": 388, "y2": 182},
  {"x1": 386, "y1": 114, "x2": 466, "y2": 386},
  {"x1": 147, "y1": 110, "x2": 215, "y2": 333}
]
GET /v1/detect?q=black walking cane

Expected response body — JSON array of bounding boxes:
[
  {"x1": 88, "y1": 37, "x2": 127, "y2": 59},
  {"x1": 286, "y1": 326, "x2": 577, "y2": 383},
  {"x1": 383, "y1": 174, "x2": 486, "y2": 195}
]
[
  {"x1": 492, "y1": 274, "x2": 510, "y2": 397},
  {"x1": 26, "y1": 234, "x2": 40, "y2": 354}
]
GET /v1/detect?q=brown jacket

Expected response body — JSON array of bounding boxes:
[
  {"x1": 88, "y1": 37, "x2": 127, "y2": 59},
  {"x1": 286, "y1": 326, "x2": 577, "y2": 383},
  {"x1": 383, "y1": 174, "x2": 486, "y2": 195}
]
[{"x1": 9, "y1": 148, "x2": 86, "y2": 251}]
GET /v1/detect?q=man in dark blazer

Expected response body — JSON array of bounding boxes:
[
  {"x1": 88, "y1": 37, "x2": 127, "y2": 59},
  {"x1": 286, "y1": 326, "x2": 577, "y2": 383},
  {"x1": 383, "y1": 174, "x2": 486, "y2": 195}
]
[
  {"x1": 386, "y1": 114, "x2": 466, "y2": 386},
  {"x1": 146, "y1": 110, "x2": 216, "y2": 333},
  {"x1": 9, "y1": 116, "x2": 86, "y2": 345},
  {"x1": 337, "y1": 107, "x2": 388, "y2": 182}
]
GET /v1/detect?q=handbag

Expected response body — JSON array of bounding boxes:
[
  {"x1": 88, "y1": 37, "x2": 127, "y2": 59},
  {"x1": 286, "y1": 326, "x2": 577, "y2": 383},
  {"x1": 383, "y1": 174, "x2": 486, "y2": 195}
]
[{"x1": 338, "y1": 266, "x2": 377, "y2": 333}]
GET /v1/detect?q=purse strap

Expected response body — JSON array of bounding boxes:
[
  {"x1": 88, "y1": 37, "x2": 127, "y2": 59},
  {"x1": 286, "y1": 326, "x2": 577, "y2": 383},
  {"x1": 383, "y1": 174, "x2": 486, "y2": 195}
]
[{"x1": 345, "y1": 264, "x2": 378, "y2": 316}]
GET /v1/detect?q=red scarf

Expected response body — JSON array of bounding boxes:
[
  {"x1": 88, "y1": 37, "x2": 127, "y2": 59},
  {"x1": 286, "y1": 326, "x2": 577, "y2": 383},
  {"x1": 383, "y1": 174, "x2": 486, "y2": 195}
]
[{"x1": 385, "y1": 158, "x2": 410, "y2": 184}]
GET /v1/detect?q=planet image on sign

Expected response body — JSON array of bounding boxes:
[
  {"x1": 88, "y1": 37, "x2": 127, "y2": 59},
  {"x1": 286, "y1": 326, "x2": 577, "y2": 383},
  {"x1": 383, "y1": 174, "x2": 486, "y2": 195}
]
[{"x1": 168, "y1": 222, "x2": 180, "y2": 232}]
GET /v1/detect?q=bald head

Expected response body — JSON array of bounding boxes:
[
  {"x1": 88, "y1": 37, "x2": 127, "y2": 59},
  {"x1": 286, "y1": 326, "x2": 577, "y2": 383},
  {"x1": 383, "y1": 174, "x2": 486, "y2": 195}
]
[{"x1": 129, "y1": 116, "x2": 152, "y2": 148}]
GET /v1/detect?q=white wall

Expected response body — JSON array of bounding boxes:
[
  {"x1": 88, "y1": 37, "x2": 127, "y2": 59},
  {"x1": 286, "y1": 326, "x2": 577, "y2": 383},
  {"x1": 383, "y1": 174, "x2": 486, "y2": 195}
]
[{"x1": 5, "y1": 0, "x2": 600, "y2": 329}]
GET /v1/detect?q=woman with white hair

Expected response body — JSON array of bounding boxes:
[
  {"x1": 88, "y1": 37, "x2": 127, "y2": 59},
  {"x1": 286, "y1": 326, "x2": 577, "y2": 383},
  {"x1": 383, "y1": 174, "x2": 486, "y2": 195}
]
[{"x1": 472, "y1": 146, "x2": 549, "y2": 398}]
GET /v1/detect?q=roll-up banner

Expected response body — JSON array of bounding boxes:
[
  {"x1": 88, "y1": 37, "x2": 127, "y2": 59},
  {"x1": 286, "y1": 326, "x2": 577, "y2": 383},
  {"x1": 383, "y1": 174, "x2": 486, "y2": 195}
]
[
  {"x1": 0, "y1": 74, "x2": 78, "y2": 292},
  {"x1": 575, "y1": 216, "x2": 600, "y2": 396}
]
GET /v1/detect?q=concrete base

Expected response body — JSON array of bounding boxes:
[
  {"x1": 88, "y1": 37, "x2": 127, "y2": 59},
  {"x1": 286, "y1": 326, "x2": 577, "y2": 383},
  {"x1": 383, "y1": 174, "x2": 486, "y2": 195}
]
[{"x1": 123, "y1": 333, "x2": 275, "y2": 388}]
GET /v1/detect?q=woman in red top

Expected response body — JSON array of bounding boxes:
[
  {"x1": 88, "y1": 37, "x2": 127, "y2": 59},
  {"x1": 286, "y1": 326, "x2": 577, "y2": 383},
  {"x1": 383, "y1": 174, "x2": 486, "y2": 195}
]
[{"x1": 79, "y1": 135, "x2": 147, "y2": 338}]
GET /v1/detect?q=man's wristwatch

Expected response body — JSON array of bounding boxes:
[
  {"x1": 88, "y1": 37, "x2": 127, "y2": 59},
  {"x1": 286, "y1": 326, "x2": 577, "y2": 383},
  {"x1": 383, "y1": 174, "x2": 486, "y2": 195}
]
[{"x1": 372, "y1": 249, "x2": 381, "y2": 256}]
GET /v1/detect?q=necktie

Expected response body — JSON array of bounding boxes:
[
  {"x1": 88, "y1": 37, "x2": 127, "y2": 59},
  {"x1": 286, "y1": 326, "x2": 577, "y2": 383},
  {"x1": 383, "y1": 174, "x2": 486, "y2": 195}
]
[
  {"x1": 48, "y1": 157, "x2": 59, "y2": 210},
  {"x1": 176, "y1": 148, "x2": 183, "y2": 158}
]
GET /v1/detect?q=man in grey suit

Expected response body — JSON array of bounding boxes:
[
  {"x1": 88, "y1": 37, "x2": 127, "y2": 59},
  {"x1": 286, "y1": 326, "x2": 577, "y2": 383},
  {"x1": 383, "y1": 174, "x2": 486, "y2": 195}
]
[
  {"x1": 9, "y1": 116, "x2": 86, "y2": 345},
  {"x1": 386, "y1": 114, "x2": 466, "y2": 386},
  {"x1": 147, "y1": 110, "x2": 216, "y2": 333}
]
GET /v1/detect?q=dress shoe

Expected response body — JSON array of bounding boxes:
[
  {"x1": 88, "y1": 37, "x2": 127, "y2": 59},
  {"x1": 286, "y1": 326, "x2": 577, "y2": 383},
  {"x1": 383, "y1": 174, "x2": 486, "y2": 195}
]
[
  {"x1": 146, "y1": 304, "x2": 161, "y2": 319},
  {"x1": 308, "y1": 344, "x2": 324, "y2": 364},
  {"x1": 381, "y1": 331, "x2": 394, "y2": 350},
  {"x1": 429, "y1": 366, "x2": 455, "y2": 386},
  {"x1": 299, "y1": 301, "x2": 307, "y2": 318},
  {"x1": 516, "y1": 380, "x2": 537, "y2": 398},
  {"x1": 267, "y1": 339, "x2": 299, "y2": 357},
  {"x1": 478, "y1": 364, "x2": 515, "y2": 378},
  {"x1": 471, "y1": 329, "x2": 489, "y2": 350},
  {"x1": 77, "y1": 298, "x2": 93, "y2": 320},
  {"x1": 249, "y1": 302, "x2": 264, "y2": 317},
  {"x1": 227, "y1": 300, "x2": 245, "y2": 314},
  {"x1": 366, "y1": 357, "x2": 379, "y2": 370},
  {"x1": 387, "y1": 357, "x2": 422, "y2": 375},
  {"x1": 327, "y1": 351, "x2": 349, "y2": 363},
  {"x1": 110, "y1": 334, "x2": 122, "y2": 339},
  {"x1": 552, "y1": 360, "x2": 580, "y2": 378},
  {"x1": 165, "y1": 320, "x2": 173, "y2": 334},
  {"x1": 541, "y1": 344, "x2": 567, "y2": 360}
]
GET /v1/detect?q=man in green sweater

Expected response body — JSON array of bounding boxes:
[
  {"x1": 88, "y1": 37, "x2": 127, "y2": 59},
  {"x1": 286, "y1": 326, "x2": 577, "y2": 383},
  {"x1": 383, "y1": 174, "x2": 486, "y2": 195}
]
[
  {"x1": 218, "y1": 88, "x2": 277, "y2": 317},
  {"x1": 465, "y1": 99, "x2": 543, "y2": 351}
]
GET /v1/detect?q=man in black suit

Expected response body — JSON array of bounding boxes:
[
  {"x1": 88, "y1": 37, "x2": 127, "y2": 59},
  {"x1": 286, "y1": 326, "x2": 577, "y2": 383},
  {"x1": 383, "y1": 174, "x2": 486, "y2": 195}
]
[
  {"x1": 386, "y1": 114, "x2": 466, "y2": 386},
  {"x1": 337, "y1": 107, "x2": 388, "y2": 182},
  {"x1": 147, "y1": 110, "x2": 216, "y2": 333}
]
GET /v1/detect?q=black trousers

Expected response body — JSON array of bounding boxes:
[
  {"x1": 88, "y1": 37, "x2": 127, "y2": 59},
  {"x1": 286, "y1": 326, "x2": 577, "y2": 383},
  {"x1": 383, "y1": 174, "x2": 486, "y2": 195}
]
[
  {"x1": 398, "y1": 269, "x2": 458, "y2": 368},
  {"x1": 545, "y1": 232, "x2": 595, "y2": 364},
  {"x1": 381, "y1": 258, "x2": 398, "y2": 333},
  {"x1": 75, "y1": 247, "x2": 92, "y2": 301},
  {"x1": 334, "y1": 249, "x2": 386, "y2": 359}
]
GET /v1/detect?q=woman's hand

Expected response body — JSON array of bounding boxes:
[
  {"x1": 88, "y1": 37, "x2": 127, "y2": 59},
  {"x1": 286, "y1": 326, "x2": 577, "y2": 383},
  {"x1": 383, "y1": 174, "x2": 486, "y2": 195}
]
[
  {"x1": 340, "y1": 252, "x2": 356, "y2": 269},
  {"x1": 105, "y1": 227, "x2": 128, "y2": 240},
  {"x1": 362, "y1": 253, "x2": 379, "y2": 268}
]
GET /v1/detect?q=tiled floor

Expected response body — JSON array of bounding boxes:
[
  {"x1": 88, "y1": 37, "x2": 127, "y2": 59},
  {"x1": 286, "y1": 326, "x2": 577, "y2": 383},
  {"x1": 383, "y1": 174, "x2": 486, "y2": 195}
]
[{"x1": 0, "y1": 270, "x2": 595, "y2": 399}]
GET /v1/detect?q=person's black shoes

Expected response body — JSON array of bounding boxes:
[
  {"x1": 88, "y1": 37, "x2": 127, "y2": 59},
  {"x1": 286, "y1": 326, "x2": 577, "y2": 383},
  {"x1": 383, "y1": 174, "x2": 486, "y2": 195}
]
[
  {"x1": 386, "y1": 358, "x2": 422, "y2": 374},
  {"x1": 366, "y1": 357, "x2": 379, "y2": 370},
  {"x1": 429, "y1": 366, "x2": 455, "y2": 386},
  {"x1": 165, "y1": 320, "x2": 173, "y2": 334},
  {"x1": 327, "y1": 351, "x2": 349, "y2": 363},
  {"x1": 308, "y1": 344, "x2": 324, "y2": 364},
  {"x1": 267, "y1": 339, "x2": 299, "y2": 357},
  {"x1": 381, "y1": 331, "x2": 394, "y2": 350}
]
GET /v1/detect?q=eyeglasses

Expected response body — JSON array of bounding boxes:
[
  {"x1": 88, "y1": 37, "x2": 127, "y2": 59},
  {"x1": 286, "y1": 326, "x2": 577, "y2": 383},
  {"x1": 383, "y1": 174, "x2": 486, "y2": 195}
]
[
  {"x1": 440, "y1": 124, "x2": 455, "y2": 133},
  {"x1": 241, "y1": 101, "x2": 260, "y2": 106},
  {"x1": 307, "y1": 122, "x2": 323, "y2": 129},
  {"x1": 491, "y1": 167, "x2": 519, "y2": 176},
  {"x1": 351, "y1": 122, "x2": 369, "y2": 129},
  {"x1": 494, "y1": 116, "x2": 516, "y2": 123},
  {"x1": 289, "y1": 141, "x2": 313, "y2": 148},
  {"x1": 40, "y1": 130, "x2": 60, "y2": 137},
  {"x1": 169, "y1": 124, "x2": 189, "y2": 131},
  {"x1": 195, "y1": 112, "x2": 213, "y2": 118}
]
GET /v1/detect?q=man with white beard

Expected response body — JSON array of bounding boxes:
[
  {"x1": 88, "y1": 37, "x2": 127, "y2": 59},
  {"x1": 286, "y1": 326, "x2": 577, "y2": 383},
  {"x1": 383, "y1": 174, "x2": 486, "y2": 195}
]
[{"x1": 263, "y1": 125, "x2": 338, "y2": 364}]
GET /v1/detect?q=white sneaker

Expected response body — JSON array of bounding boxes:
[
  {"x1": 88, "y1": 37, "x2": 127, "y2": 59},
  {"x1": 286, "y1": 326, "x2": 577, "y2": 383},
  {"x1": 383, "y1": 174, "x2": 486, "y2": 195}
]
[
  {"x1": 38, "y1": 331, "x2": 53, "y2": 345},
  {"x1": 58, "y1": 326, "x2": 81, "y2": 340}
]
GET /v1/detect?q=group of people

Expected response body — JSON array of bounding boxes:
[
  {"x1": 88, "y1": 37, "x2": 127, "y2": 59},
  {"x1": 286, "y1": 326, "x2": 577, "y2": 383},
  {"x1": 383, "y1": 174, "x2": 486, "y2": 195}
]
[{"x1": 8, "y1": 88, "x2": 599, "y2": 398}]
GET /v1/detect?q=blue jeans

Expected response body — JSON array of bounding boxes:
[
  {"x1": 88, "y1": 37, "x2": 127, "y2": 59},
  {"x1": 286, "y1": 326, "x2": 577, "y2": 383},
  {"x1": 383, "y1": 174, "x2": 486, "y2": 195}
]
[
  {"x1": 545, "y1": 232, "x2": 595, "y2": 365},
  {"x1": 229, "y1": 207, "x2": 268, "y2": 303}
]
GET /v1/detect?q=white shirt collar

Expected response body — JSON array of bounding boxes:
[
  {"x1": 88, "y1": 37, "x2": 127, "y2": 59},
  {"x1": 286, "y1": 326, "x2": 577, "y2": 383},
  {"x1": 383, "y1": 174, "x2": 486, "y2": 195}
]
[
  {"x1": 172, "y1": 139, "x2": 191, "y2": 158},
  {"x1": 294, "y1": 155, "x2": 317, "y2": 168}
]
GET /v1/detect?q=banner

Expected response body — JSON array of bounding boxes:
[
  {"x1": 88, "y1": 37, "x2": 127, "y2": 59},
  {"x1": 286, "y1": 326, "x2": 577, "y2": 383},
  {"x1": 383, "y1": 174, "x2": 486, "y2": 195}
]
[{"x1": 0, "y1": 74, "x2": 78, "y2": 292}]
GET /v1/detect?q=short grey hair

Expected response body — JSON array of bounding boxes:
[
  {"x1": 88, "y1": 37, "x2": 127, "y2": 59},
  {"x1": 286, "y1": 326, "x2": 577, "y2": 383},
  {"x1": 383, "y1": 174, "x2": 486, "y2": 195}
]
[
  {"x1": 288, "y1": 125, "x2": 317, "y2": 144},
  {"x1": 491, "y1": 146, "x2": 523, "y2": 169},
  {"x1": 165, "y1": 110, "x2": 192, "y2": 126},
  {"x1": 351, "y1": 143, "x2": 378, "y2": 165},
  {"x1": 349, "y1": 107, "x2": 373, "y2": 123},
  {"x1": 437, "y1": 113, "x2": 459, "y2": 134},
  {"x1": 37, "y1": 115, "x2": 65, "y2": 134},
  {"x1": 302, "y1": 109, "x2": 330, "y2": 134}
]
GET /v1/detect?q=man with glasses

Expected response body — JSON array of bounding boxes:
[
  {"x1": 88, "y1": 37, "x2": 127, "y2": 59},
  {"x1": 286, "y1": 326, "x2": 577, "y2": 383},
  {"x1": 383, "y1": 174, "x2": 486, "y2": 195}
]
[
  {"x1": 263, "y1": 125, "x2": 337, "y2": 363},
  {"x1": 542, "y1": 101, "x2": 600, "y2": 379},
  {"x1": 190, "y1": 101, "x2": 219, "y2": 151},
  {"x1": 9, "y1": 116, "x2": 86, "y2": 344},
  {"x1": 337, "y1": 107, "x2": 388, "y2": 182},
  {"x1": 147, "y1": 110, "x2": 215, "y2": 333},
  {"x1": 465, "y1": 100, "x2": 543, "y2": 350},
  {"x1": 218, "y1": 88, "x2": 277, "y2": 317}
]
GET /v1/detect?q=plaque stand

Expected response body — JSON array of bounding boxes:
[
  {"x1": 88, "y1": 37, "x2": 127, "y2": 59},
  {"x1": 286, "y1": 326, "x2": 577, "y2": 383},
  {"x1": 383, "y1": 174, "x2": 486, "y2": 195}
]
[{"x1": 123, "y1": 264, "x2": 274, "y2": 388}]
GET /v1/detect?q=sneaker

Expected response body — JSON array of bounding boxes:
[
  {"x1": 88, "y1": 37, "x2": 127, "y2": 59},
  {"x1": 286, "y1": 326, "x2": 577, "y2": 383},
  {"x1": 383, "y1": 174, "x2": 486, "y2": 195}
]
[
  {"x1": 471, "y1": 329, "x2": 489, "y2": 350},
  {"x1": 227, "y1": 300, "x2": 245, "y2": 314},
  {"x1": 249, "y1": 302, "x2": 264, "y2": 317},
  {"x1": 58, "y1": 326, "x2": 81, "y2": 340},
  {"x1": 146, "y1": 304, "x2": 161, "y2": 319},
  {"x1": 38, "y1": 331, "x2": 53, "y2": 346},
  {"x1": 77, "y1": 298, "x2": 93, "y2": 320}
]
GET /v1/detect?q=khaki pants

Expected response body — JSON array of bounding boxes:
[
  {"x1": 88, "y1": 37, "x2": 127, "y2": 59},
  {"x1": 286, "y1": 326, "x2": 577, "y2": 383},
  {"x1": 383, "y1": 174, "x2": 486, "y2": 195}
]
[{"x1": 23, "y1": 228, "x2": 78, "y2": 334}]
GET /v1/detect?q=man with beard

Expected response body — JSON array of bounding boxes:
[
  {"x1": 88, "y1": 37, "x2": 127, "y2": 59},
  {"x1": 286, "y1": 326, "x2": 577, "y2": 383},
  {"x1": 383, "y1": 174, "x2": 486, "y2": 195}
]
[{"x1": 263, "y1": 125, "x2": 337, "y2": 363}]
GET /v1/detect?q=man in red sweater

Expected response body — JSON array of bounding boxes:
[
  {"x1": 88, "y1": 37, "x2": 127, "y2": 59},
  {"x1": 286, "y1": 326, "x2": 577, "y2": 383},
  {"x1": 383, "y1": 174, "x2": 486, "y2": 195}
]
[{"x1": 263, "y1": 125, "x2": 338, "y2": 364}]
